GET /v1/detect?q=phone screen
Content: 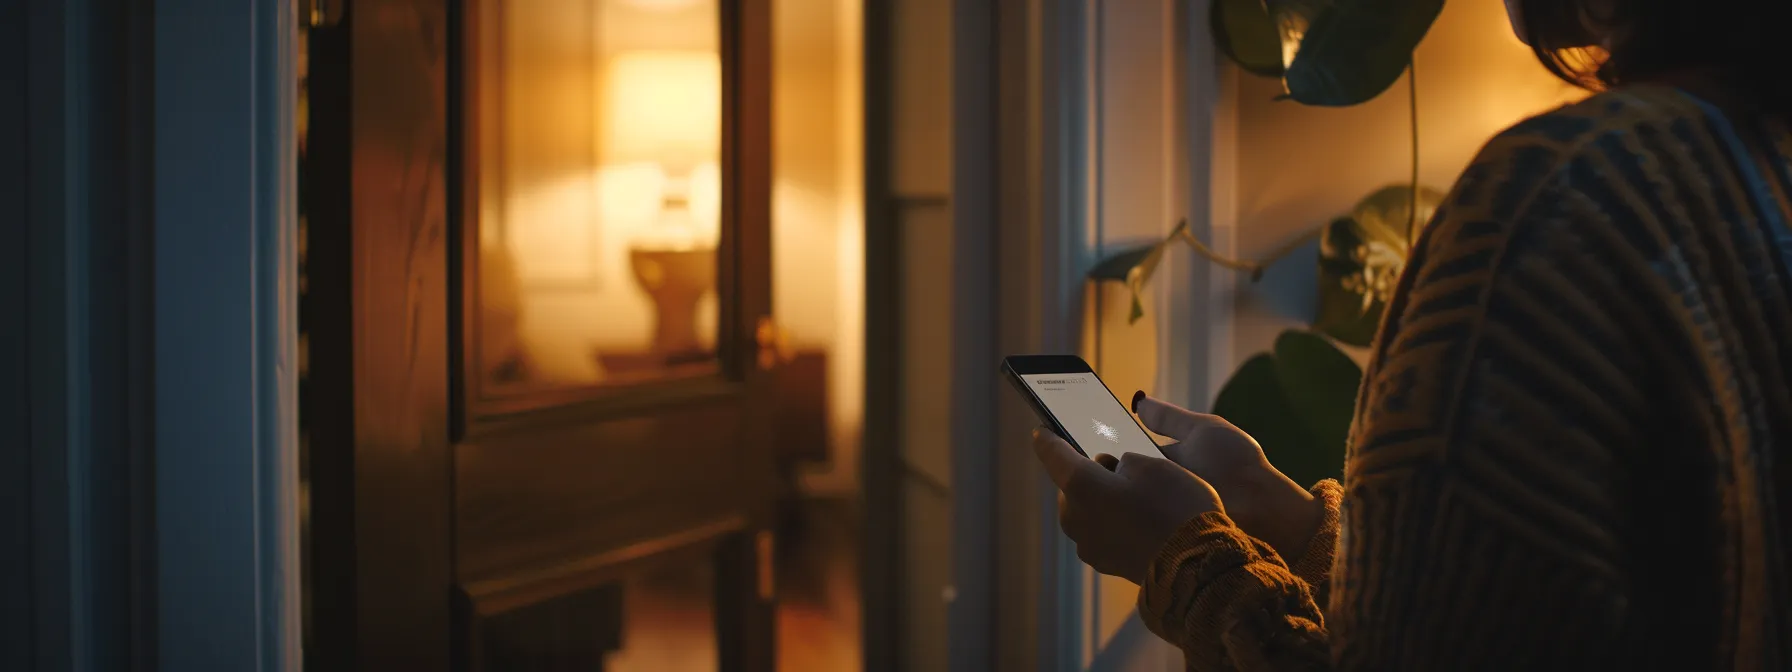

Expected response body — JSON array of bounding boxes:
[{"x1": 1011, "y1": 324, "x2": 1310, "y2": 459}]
[{"x1": 1019, "y1": 373, "x2": 1159, "y2": 460}]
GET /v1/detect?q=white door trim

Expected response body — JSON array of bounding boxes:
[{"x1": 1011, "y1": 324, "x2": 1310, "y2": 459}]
[
  {"x1": 1176, "y1": 0, "x2": 1240, "y2": 414},
  {"x1": 153, "y1": 1, "x2": 302, "y2": 669},
  {"x1": 1042, "y1": 0, "x2": 1239, "y2": 668}
]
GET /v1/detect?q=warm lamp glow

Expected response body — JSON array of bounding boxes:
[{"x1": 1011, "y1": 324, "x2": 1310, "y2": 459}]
[
  {"x1": 603, "y1": 50, "x2": 722, "y2": 170},
  {"x1": 597, "y1": 162, "x2": 722, "y2": 250}
]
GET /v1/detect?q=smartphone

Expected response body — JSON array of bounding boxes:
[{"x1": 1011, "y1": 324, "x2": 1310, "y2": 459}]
[{"x1": 1001, "y1": 354, "x2": 1162, "y2": 461}]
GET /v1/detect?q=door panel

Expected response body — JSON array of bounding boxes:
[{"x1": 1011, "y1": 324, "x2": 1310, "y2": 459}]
[
  {"x1": 454, "y1": 403, "x2": 759, "y2": 579},
  {"x1": 301, "y1": 0, "x2": 776, "y2": 666}
]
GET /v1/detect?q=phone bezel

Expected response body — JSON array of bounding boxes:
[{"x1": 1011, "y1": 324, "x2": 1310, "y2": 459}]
[{"x1": 1001, "y1": 354, "x2": 1158, "y2": 459}]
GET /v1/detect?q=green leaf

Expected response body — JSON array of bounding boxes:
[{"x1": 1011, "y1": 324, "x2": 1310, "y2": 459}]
[
  {"x1": 1350, "y1": 183, "x2": 1443, "y2": 249},
  {"x1": 1266, "y1": 0, "x2": 1445, "y2": 106},
  {"x1": 1272, "y1": 330, "x2": 1361, "y2": 475},
  {"x1": 1213, "y1": 354, "x2": 1321, "y2": 482},
  {"x1": 1312, "y1": 186, "x2": 1443, "y2": 346},
  {"x1": 1211, "y1": 0, "x2": 1284, "y2": 78},
  {"x1": 1314, "y1": 216, "x2": 1384, "y2": 346},
  {"x1": 1087, "y1": 231, "x2": 1178, "y2": 325},
  {"x1": 1087, "y1": 244, "x2": 1157, "y2": 282},
  {"x1": 1313, "y1": 284, "x2": 1384, "y2": 346},
  {"x1": 1213, "y1": 330, "x2": 1361, "y2": 488}
]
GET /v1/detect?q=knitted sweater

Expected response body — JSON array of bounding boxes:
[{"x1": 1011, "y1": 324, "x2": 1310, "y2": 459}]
[{"x1": 1138, "y1": 86, "x2": 1792, "y2": 669}]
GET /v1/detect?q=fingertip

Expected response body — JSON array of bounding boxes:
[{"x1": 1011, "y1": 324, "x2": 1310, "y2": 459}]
[
  {"x1": 1093, "y1": 453, "x2": 1119, "y2": 471},
  {"x1": 1131, "y1": 390, "x2": 1145, "y2": 413}
]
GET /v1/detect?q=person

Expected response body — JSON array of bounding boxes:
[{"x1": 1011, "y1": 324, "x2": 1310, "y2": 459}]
[{"x1": 1033, "y1": 0, "x2": 1792, "y2": 668}]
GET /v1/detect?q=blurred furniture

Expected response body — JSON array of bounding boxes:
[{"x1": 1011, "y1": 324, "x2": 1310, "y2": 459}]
[{"x1": 774, "y1": 349, "x2": 830, "y2": 467}]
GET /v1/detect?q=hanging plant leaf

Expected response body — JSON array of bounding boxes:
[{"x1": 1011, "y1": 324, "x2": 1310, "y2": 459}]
[
  {"x1": 1313, "y1": 184, "x2": 1443, "y2": 346},
  {"x1": 1088, "y1": 242, "x2": 1158, "y2": 324},
  {"x1": 1087, "y1": 244, "x2": 1158, "y2": 282},
  {"x1": 1349, "y1": 182, "x2": 1443, "y2": 249},
  {"x1": 1211, "y1": 0, "x2": 1284, "y2": 78},
  {"x1": 1265, "y1": 0, "x2": 1445, "y2": 106},
  {"x1": 1213, "y1": 330, "x2": 1361, "y2": 488},
  {"x1": 1314, "y1": 217, "x2": 1383, "y2": 346},
  {"x1": 1212, "y1": 354, "x2": 1324, "y2": 484},
  {"x1": 1086, "y1": 221, "x2": 1188, "y2": 324},
  {"x1": 1271, "y1": 330, "x2": 1360, "y2": 486}
]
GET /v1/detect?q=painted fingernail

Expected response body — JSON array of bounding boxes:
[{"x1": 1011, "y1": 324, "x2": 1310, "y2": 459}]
[{"x1": 1131, "y1": 390, "x2": 1145, "y2": 412}]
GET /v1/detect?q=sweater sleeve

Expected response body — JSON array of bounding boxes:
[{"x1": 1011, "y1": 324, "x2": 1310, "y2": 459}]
[
  {"x1": 1136, "y1": 115, "x2": 1649, "y2": 670},
  {"x1": 1286, "y1": 479, "x2": 1342, "y2": 596}
]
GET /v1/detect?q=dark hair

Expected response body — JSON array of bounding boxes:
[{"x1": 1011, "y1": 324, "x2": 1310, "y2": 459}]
[{"x1": 1518, "y1": 0, "x2": 1786, "y2": 113}]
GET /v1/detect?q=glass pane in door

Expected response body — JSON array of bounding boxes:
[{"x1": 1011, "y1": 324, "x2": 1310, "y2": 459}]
[{"x1": 473, "y1": 0, "x2": 723, "y2": 395}]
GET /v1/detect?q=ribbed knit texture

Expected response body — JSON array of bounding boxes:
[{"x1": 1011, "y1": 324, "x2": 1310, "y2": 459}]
[{"x1": 1138, "y1": 86, "x2": 1792, "y2": 670}]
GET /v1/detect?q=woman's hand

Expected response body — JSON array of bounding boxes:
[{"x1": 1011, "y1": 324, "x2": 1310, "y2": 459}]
[
  {"x1": 1132, "y1": 393, "x2": 1324, "y2": 561},
  {"x1": 1032, "y1": 428, "x2": 1222, "y2": 584}
]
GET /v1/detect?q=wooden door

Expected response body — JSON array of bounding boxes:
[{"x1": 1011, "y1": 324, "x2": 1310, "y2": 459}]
[{"x1": 299, "y1": 0, "x2": 777, "y2": 668}]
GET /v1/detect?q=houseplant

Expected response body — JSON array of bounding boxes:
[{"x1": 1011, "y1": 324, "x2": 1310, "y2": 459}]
[{"x1": 1090, "y1": 0, "x2": 1445, "y2": 486}]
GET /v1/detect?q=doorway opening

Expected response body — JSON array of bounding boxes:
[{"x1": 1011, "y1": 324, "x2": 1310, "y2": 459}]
[
  {"x1": 766, "y1": 0, "x2": 866, "y2": 666},
  {"x1": 294, "y1": 0, "x2": 867, "y2": 668}
]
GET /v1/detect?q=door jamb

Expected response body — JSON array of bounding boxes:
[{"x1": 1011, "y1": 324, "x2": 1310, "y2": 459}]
[
  {"x1": 153, "y1": 0, "x2": 302, "y2": 669},
  {"x1": 1030, "y1": 0, "x2": 1239, "y2": 669}
]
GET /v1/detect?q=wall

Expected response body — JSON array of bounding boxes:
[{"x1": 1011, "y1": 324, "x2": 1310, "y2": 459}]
[
  {"x1": 1085, "y1": 0, "x2": 1177, "y2": 655},
  {"x1": 1228, "y1": 0, "x2": 1582, "y2": 360},
  {"x1": 775, "y1": 0, "x2": 865, "y2": 497}
]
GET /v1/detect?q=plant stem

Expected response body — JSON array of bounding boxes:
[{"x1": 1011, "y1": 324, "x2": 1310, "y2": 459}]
[
  {"x1": 1172, "y1": 220, "x2": 1321, "y2": 282},
  {"x1": 1408, "y1": 57, "x2": 1420, "y2": 248}
]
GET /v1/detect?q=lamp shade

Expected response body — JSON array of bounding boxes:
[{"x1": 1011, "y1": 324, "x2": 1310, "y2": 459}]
[{"x1": 602, "y1": 50, "x2": 722, "y2": 170}]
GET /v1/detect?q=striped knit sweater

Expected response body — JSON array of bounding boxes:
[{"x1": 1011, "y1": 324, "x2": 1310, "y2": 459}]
[{"x1": 1138, "y1": 85, "x2": 1792, "y2": 669}]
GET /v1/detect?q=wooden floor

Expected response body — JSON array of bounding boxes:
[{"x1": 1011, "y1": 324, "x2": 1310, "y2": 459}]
[
  {"x1": 775, "y1": 500, "x2": 861, "y2": 672},
  {"x1": 603, "y1": 500, "x2": 863, "y2": 671}
]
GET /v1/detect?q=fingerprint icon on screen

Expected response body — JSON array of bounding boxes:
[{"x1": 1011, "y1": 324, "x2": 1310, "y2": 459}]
[{"x1": 1091, "y1": 419, "x2": 1120, "y2": 442}]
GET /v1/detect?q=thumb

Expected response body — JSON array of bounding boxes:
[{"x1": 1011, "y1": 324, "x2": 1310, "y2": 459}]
[
  {"x1": 1113, "y1": 451, "x2": 1162, "y2": 476},
  {"x1": 1033, "y1": 427, "x2": 1105, "y2": 492}
]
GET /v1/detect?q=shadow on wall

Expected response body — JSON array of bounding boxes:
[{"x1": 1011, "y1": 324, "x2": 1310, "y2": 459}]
[{"x1": 1235, "y1": 236, "x2": 1319, "y2": 337}]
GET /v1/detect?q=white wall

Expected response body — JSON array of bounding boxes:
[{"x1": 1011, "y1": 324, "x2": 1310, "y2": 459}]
[{"x1": 1228, "y1": 0, "x2": 1582, "y2": 359}]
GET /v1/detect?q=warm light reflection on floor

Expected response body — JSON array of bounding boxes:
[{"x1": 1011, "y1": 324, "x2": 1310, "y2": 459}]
[
  {"x1": 776, "y1": 502, "x2": 861, "y2": 671},
  {"x1": 601, "y1": 502, "x2": 862, "y2": 671},
  {"x1": 606, "y1": 562, "x2": 719, "y2": 671}
]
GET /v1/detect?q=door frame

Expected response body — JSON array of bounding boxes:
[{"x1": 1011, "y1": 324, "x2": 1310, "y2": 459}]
[
  {"x1": 906, "y1": 0, "x2": 1238, "y2": 669},
  {"x1": 9, "y1": 0, "x2": 169, "y2": 668},
  {"x1": 153, "y1": 0, "x2": 304, "y2": 669},
  {"x1": 1056, "y1": 0, "x2": 1240, "y2": 668},
  {"x1": 8, "y1": 0, "x2": 302, "y2": 669}
]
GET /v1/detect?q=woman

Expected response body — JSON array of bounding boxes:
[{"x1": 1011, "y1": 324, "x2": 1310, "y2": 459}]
[{"x1": 1035, "y1": 0, "x2": 1792, "y2": 668}]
